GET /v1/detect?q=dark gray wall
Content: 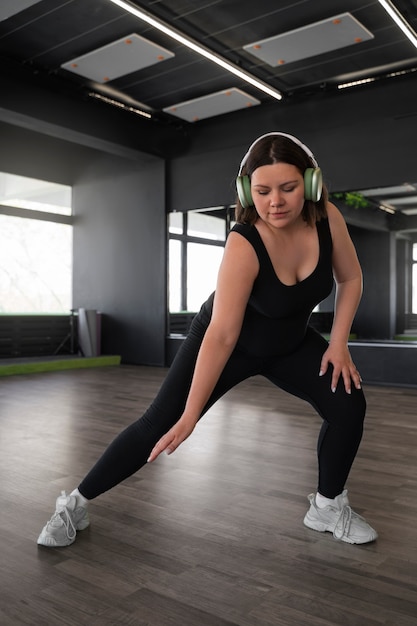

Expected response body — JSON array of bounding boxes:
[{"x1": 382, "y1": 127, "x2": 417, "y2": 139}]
[
  {"x1": 0, "y1": 121, "x2": 96, "y2": 184},
  {"x1": 72, "y1": 154, "x2": 166, "y2": 365},
  {"x1": 0, "y1": 71, "x2": 190, "y2": 160},
  {"x1": 168, "y1": 75, "x2": 417, "y2": 211},
  {"x1": 350, "y1": 226, "x2": 394, "y2": 339}
]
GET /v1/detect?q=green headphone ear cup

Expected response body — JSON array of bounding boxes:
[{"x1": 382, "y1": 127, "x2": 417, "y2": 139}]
[
  {"x1": 304, "y1": 167, "x2": 323, "y2": 202},
  {"x1": 236, "y1": 175, "x2": 253, "y2": 208}
]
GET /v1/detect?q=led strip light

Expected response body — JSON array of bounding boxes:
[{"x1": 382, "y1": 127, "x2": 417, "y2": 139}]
[
  {"x1": 107, "y1": 0, "x2": 283, "y2": 101},
  {"x1": 377, "y1": 0, "x2": 417, "y2": 48}
]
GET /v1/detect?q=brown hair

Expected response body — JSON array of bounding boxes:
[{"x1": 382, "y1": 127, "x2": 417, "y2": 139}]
[{"x1": 235, "y1": 134, "x2": 328, "y2": 226}]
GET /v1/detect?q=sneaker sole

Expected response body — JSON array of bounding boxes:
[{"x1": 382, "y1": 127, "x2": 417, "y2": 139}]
[
  {"x1": 36, "y1": 514, "x2": 90, "y2": 547},
  {"x1": 303, "y1": 513, "x2": 377, "y2": 544},
  {"x1": 37, "y1": 535, "x2": 76, "y2": 547},
  {"x1": 303, "y1": 515, "x2": 355, "y2": 543}
]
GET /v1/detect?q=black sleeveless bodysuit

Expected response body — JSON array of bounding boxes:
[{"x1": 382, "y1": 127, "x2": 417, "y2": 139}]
[
  {"x1": 79, "y1": 216, "x2": 366, "y2": 503},
  {"x1": 199, "y1": 218, "x2": 334, "y2": 358}
]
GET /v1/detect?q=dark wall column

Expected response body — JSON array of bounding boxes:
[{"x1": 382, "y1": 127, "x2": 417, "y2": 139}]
[
  {"x1": 395, "y1": 236, "x2": 412, "y2": 334},
  {"x1": 351, "y1": 226, "x2": 393, "y2": 339},
  {"x1": 72, "y1": 154, "x2": 167, "y2": 365}
]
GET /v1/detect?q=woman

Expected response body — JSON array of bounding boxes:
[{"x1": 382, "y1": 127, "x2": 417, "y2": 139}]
[{"x1": 38, "y1": 132, "x2": 377, "y2": 547}]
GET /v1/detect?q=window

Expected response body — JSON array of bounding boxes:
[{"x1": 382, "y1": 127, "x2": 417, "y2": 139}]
[
  {"x1": 0, "y1": 173, "x2": 72, "y2": 313},
  {"x1": 168, "y1": 238, "x2": 182, "y2": 312},
  {"x1": 187, "y1": 242, "x2": 224, "y2": 311},
  {"x1": 187, "y1": 212, "x2": 226, "y2": 241},
  {"x1": 168, "y1": 208, "x2": 232, "y2": 315}
]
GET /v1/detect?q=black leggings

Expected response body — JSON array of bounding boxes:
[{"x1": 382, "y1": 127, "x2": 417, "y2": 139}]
[{"x1": 79, "y1": 316, "x2": 366, "y2": 500}]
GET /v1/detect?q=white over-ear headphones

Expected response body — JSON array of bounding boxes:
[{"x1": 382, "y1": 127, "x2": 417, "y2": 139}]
[{"x1": 236, "y1": 132, "x2": 323, "y2": 208}]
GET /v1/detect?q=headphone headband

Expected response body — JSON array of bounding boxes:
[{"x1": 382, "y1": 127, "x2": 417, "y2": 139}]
[{"x1": 238, "y1": 131, "x2": 319, "y2": 175}]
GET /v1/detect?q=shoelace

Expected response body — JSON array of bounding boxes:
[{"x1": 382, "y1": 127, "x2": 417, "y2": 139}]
[
  {"x1": 333, "y1": 504, "x2": 352, "y2": 540},
  {"x1": 48, "y1": 507, "x2": 77, "y2": 541},
  {"x1": 333, "y1": 504, "x2": 368, "y2": 541}
]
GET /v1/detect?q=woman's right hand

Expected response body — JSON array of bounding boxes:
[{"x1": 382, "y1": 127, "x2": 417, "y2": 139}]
[
  {"x1": 147, "y1": 417, "x2": 197, "y2": 463},
  {"x1": 147, "y1": 231, "x2": 257, "y2": 465}
]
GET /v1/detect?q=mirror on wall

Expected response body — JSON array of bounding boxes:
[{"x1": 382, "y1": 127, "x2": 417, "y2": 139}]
[
  {"x1": 168, "y1": 182, "x2": 417, "y2": 341},
  {"x1": 330, "y1": 182, "x2": 417, "y2": 341},
  {"x1": 330, "y1": 182, "x2": 417, "y2": 219}
]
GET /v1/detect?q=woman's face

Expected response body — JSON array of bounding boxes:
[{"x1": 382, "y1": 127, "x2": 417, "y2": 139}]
[{"x1": 250, "y1": 162, "x2": 305, "y2": 228}]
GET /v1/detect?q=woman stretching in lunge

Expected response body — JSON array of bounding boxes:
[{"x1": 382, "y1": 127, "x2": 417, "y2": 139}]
[{"x1": 38, "y1": 132, "x2": 377, "y2": 547}]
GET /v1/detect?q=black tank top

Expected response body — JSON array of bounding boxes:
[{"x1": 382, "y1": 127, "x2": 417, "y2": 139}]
[{"x1": 199, "y1": 218, "x2": 334, "y2": 357}]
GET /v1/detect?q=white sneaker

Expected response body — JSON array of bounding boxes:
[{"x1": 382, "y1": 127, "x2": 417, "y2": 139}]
[
  {"x1": 37, "y1": 491, "x2": 90, "y2": 547},
  {"x1": 303, "y1": 490, "x2": 378, "y2": 544}
]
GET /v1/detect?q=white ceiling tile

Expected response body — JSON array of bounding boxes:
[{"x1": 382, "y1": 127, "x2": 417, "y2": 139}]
[
  {"x1": 61, "y1": 33, "x2": 174, "y2": 83},
  {"x1": 0, "y1": 0, "x2": 42, "y2": 21},
  {"x1": 163, "y1": 88, "x2": 260, "y2": 122},
  {"x1": 243, "y1": 13, "x2": 374, "y2": 67}
]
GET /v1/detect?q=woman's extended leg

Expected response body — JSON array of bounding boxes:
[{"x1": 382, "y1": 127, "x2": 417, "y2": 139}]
[
  {"x1": 262, "y1": 328, "x2": 376, "y2": 544},
  {"x1": 78, "y1": 332, "x2": 261, "y2": 499},
  {"x1": 78, "y1": 317, "x2": 207, "y2": 499},
  {"x1": 37, "y1": 316, "x2": 262, "y2": 546}
]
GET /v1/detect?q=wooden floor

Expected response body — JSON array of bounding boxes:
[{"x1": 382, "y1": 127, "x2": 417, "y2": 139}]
[{"x1": 1, "y1": 365, "x2": 417, "y2": 625}]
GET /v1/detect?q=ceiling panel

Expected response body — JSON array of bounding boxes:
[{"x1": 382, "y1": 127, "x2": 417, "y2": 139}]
[
  {"x1": 0, "y1": 0, "x2": 416, "y2": 118},
  {"x1": 243, "y1": 13, "x2": 374, "y2": 67},
  {"x1": 61, "y1": 33, "x2": 175, "y2": 83},
  {"x1": 0, "y1": 0, "x2": 42, "y2": 22},
  {"x1": 163, "y1": 87, "x2": 260, "y2": 122}
]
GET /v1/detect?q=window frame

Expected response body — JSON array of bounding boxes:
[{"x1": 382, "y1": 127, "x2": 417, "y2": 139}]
[{"x1": 167, "y1": 208, "x2": 234, "y2": 326}]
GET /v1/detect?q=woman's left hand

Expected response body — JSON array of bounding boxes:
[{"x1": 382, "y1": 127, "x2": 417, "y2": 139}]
[{"x1": 319, "y1": 343, "x2": 362, "y2": 394}]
